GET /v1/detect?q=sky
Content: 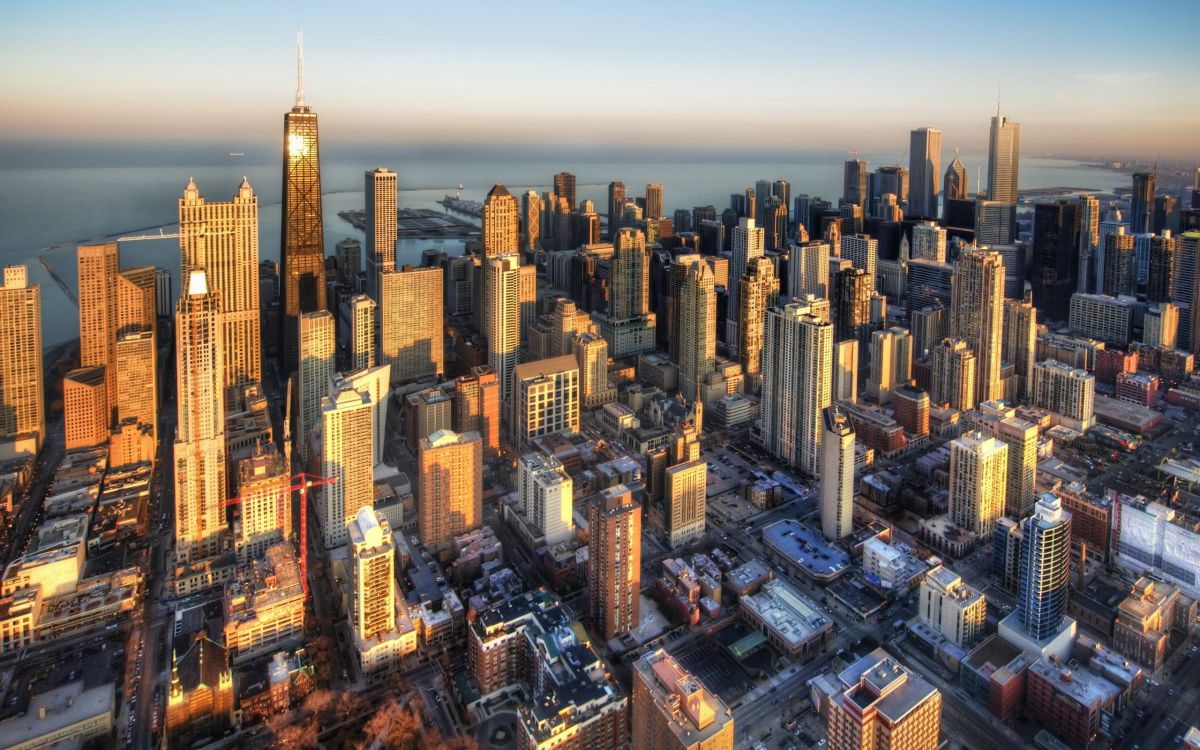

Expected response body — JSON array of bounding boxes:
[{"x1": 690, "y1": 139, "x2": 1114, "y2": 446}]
[{"x1": 1, "y1": 0, "x2": 1197, "y2": 159}]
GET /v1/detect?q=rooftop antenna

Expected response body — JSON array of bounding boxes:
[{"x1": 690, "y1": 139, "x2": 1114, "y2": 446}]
[
  {"x1": 295, "y1": 31, "x2": 305, "y2": 107},
  {"x1": 996, "y1": 86, "x2": 1001, "y2": 117}
]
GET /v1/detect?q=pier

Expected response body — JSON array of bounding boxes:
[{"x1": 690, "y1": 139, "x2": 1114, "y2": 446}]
[{"x1": 338, "y1": 207, "x2": 479, "y2": 239}]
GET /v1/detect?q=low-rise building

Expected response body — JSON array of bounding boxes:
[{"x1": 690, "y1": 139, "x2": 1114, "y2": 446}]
[
  {"x1": 739, "y1": 578, "x2": 833, "y2": 662},
  {"x1": 918, "y1": 565, "x2": 986, "y2": 648},
  {"x1": 1024, "y1": 658, "x2": 1120, "y2": 749},
  {"x1": 222, "y1": 543, "x2": 305, "y2": 663}
]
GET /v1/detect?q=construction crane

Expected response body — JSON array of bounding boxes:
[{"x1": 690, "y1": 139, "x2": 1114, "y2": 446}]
[{"x1": 224, "y1": 471, "x2": 335, "y2": 597}]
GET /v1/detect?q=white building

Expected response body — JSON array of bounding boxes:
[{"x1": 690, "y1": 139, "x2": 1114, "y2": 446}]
[{"x1": 517, "y1": 453, "x2": 575, "y2": 545}]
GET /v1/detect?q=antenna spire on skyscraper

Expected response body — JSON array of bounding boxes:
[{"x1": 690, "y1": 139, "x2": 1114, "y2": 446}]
[{"x1": 296, "y1": 31, "x2": 305, "y2": 107}]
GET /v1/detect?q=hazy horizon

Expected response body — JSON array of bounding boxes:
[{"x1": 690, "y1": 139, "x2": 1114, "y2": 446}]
[{"x1": 3, "y1": 1, "x2": 1198, "y2": 160}]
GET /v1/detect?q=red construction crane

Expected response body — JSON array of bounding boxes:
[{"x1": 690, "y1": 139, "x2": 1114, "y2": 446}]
[{"x1": 225, "y1": 471, "x2": 336, "y2": 596}]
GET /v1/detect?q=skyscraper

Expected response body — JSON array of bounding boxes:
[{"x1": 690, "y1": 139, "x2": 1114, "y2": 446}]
[
  {"x1": 948, "y1": 431, "x2": 1008, "y2": 536},
  {"x1": 609, "y1": 228, "x2": 649, "y2": 320},
  {"x1": 379, "y1": 265, "x2": 444, "y2": 385},
  {"x1": 790, "y1": 240, "x2": 830, "y2": 300},
  {"x1": 179, "y1": 177, "x2": 262, "y2": 389},
  {"x1": 517, "y1": 453, "x2": 574, "y2": 545},
  {"x1": 931, "y1": 338, "x2": 977, "y2": 411},
  {"x1": 318, "y1": 382, "x2": 374, "y2": 549},
  {"x1": 867, "y1": 327, "x2": 913, "y2": 404},
  {"x1": 588, "y1": 485, "x2": 642, "y2": 640},
  {"x1": 1031, "y1": 360, "x2": 1095, "y2": 430},
  {"x1": 737, "y1": 257, "x2": 779, "y2": 378},
  {"x1": 521, "y1": 190, "x2": 541, "y2": 255},
  {"x1": 553, "y1": 172, "x2": 576, "y2": 211},
  {"x1": 417, "y1": 429, "x2": 482, "y2": 549},
  {"x1": 234, "y1": 445, "x2": 291, "y2": 563},
  {"x1": 675, "y1": 258, "x2": 717, "y2": 399},
  {"x1": 645, "y1": 183, "x2": 664, "y2": 219},
  {"x1": 1101, "y1": 229, "x2": 1136, "y2": 297},
  {"x1": 1148, "y1": 232, "x2": 1177, "y2": 303},
  {"x1": 78, "y1": 242, "x2": 119, "y2": 419},
  {"x1": 1130, "y1": 172, "x2": 1155, "y2": 235},
  {"x1": 843, "y1": 158, "x2": 869, "y2": 208},
  {"x1": 908, "y1": 127, "x2": 942, "y2": 219},
  {"x1": 1031, "y1": 200, "x2": 1082, "y2": 320},
  {"x1": 453, "y1": 366, "x2": 500, "y2": 457},
  {"x1": 607, "y1": 181, "x2": 625, "y2": 238},
  {"x1": 631, "y1": 650, "x2": 734, "y2": 750},
  {"x1": 1002, "y1": 294, "x2": 1037, "y2": 398},
  {"x1": 727, "y1": 218, "x2": 764, "y2": 349},
  {"x1": 1077, "y1": 195, "x2": 1101, "y2": 293},
  {"x1": 575, "y1": 332, "x2": 611, "y2": 408},
  {"x1": 342, "y1": 293, "x2": 376, "y2": 370},
  {"x1": 1016, "y1": 494, "x2": 1072, "y2": 640},
  {"x1": 760, "y1": 297, "x2": 833, "y2": 475},
  {"x1": 0, "y1": 266, "x2": 44, "y2": 450},
  {"x1": 484, "y1": 255, "x2": 522, "y2": 403},
  {"x1": 281, "y1": 37, "x2": 327, "y2": 371},
  {"x1": 840, "y1": 234, "x2": 878, "y2": 283},
  {"x1": 833, "y1": 267, "x2": 872, "y2": 351},
  {"x1": 296, "y1": 310, "x2": 335, "y2": 460},
  {"x1": 820, "y1": 406, "x2": 855, "y2": 542},
  {"x1": 950, "y1": 249, "x2": 1005, "y2": 405},
  {"x1": 348, "y1": 507, "x2": 412, "y2": 676},
  {"x1": 511, "y1": 355, "x2": 580, "y2": 452},
  {"x1": 63, "y1": 366, "x2": 108, "y2": 451},
  {"x1": 482, "y1": 184, "x2": 519, "y2": 258},
  {"x1": 364, "y1": 167, "x2": 397, "y2": 301},
  {"x1": 174, "y1": 270, "x2": 226, "y2": 564},
  {"x1": 987, "y1": 113, "x2": 1021, "y2": 204},
  {"x1": 996, "y1": 416, "x2": 1038, "y2": 519},
  {"x1": 910, "y1": 222, "x2": 947, "y2": 263},
  {"x1": 335, "y1": 365, "x2": 391, "y2": 469},
  {"x1": 943, "y1": 151, "x2": 968, "y2": 203},
  {"x1": 833, "y1": 338, "x2": 859, "y2": 403}
]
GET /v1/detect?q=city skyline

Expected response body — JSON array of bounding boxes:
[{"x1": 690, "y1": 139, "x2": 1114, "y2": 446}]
[{"x1": 1, "y1": 2, "x2": 1198, "y2": 159}]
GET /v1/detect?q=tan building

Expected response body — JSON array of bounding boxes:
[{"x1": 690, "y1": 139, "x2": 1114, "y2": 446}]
[
  {"x1": 317, "y1": 383, "x2": 374, "y2": 549},
  {"x1": 417, "y1": 429, "x2": 483, "y2": 549},
  {"x1": 349, "y1": 508, "x2": 416, "y2": 677},
  {"x1": 950, "y1": 249, "x2": 1004, "y2": 404},
  {"x1": 820, "y1": 405, "x2": 856, "y2": 542},
  {"x1": 867, "y1": 326, "x2": 913, "y2": 404},
  {"x1": 404, "y1": 385, "x2": 453, "y2": 450},
  {"x1": 114, "y1": 329, "x2": 157, "y2": 445},
  {"x1": 77, "y1": 243, "x2": 120, "y2": 415},
  {"x1": 296, "y1": 310, "x2": 335, "y2": 460},
  {"x1": 631, "y1": 649, "x2": 734, "y2": 750},
  {"x1": 676, "y1": 256, "x2": 718, "y2": 399},
  {"x1": 453, "y1": 365, "x2": 500, "y2": 456},
  {"x1": 665, "y1": 460, "x2": 707, "y2": 550},
  {"x1": 1113, "y1": 577, "x2": 1190, "y2": 674},
  {"x1": 223, "y1": 542, "x2": 304, "y2": 662},
  {"x1": 575, "y1": 332, "x2": 614, "y2": 408},
  {"x1": 948, "y1": 431, "x2": 1008, "y2": 536},
  {"x1": 483, "y1": 184, "x2": 520, "y2": 258},
  {"x1": 341, "y1": 293, "x2": 377, "y2": 370},
  {"x1": 380, "y1": 265, "x2": 444, "y2": 384},
  {"x1": 931, "y1": 337, "x2": 977, "y2": 411},
  {"x1": 1031, "y1": 359, "x2": 1095, "y2": 431},
  {"x1": 1002, "y1": 295, "x2": 1037, "y2": 398},
  {"x1": 827, "y1": 649, "x2": 941, "y2": 750},
  {"x1": 485, "y1": 255, "x2": 522, "y2": 403},
  {"x1": 0, "y1": 267, "x2": 44, "y2": 450},
  {"x1": 738, "y1": 257, "x2": 779, "y2": 378},
  {"x1": 173, "y1": 271, "x2": 227, "y2": 565},
  {"x1": 918, "y1": 565, "x2": 986, "y2": 648},
  {"x1": 588, "y1": 485, "x2": 642, "y2": 641},
  {"x1": 511, "y1": 355, "x2": 580, "y2": 452},
  {"x1": 234, "y1": 446, "x2": 291, "y2": 562},
  {"x1": 994, "y1": 416, "x2": 1038, "y2": 519},
  {"x1": 63, "y1": 366, "x2": 109, "y2": 451},
  {"x1": 609, "y1": 228, "x2": 650, "y2": 320},
  {"x1": 790, "y1": 240, "x2": 830, "y2": 300},
  {"x1": 365, "y1": 167, "x2": 397, "y2": 301},
  {"x1": 179, "y1": 177, "x2": 262, "y2": 388}
]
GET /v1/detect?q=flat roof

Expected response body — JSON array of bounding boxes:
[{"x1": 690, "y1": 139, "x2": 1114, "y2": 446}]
[
  {"x1": 0, "y1": 681, "x2": 114, "y2": 748},
  {"x1": 761, "y1": 519, "x2": 850, "y2": 580},
  {"x1": 740, "y1": 579, "x2": 831, "y2": 647}
]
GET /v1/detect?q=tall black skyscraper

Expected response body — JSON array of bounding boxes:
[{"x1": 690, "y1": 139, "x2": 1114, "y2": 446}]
[
  {"x1": 1130, "y1": 171, "x2": 1155, "y2": 235},
  {"x1": 281, "y1": 34, "x2": 328, "y2": 372},
  {"x1": 1030, "y1": 201, "x2": 1081, "y2": 321}
]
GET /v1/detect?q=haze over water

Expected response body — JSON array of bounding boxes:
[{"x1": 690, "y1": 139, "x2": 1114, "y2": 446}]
[{"x1": 0, "y1": 137, "x2": 1127, "y2": 345}]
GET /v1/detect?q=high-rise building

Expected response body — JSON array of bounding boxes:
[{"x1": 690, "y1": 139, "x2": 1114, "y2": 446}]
[
  {"x1": 790, "y1": 241, "x2": 830, "y2": 300},
  {"x1": 676, "y1": 258, "x2": 717, "y2": 399},
  {"x1": 910, "y1": 222, "x2": 947, "y2": 263},
  {"x1": 575, "y1": 332, "x2": 612, "y2": 408},
  {"x1": 234, "y1": 445, "x2": 290, "y2": 562},
  {"x1": 342, "y1": 293, "x2": 376, "y2": 370},
  {"x1": 296, "y1": 311, "x2": 335, "y2": 459},
  {"x1": 454, "y1": 366, "x2": 500, "y2": 456},
  {"x1": 553, "y1": 172, "x2": 576, "y2": 211},
  {"x1": 820, "y1": 406, "x2": 855, "y2": 542},
  {"x1": 737, "y1": 257, "x2": 778, "y2": 379},
  {"x1": 318, "y1": 382, "x2": 374, "y2": 549},
  {"x1": 179, "y1": 177, "x2": 262, "y2": 389},
  {"x1": 949, "y1": 431, "x2": 1008, "y2": 536},
  {"x1": 844, "y1": 159, "x2": 869, "y2": 208},
  {"x1": 336, "y1": 237, "x2": 361, "y2": 283},
  {"x1": 336, "y1": 365, "x2": 390, "y2": 468},
  {"x1": 1002, "y1": 295, "x2": 1037, "y2": 398},
  {"x1": 867, "y1": 327, "x2": 913, "y2": 404},
  {"x1": 1016, "y1": 494, "x2": 1073, "y2": 640},
  {"x1": 1031, "y1": 360, "x2": 1095, "y2": 430},
  {"x1": 760, "y1": 297, "x2": 833, "y2": 475},
  {"x1": 379, "y1": 265, "x2": 444, "y2": 385},
  {"x1": 893, "y1": 385, "x2": 930, "y2": 437},
  {"x1": 0, "y1": 267, "x2": 44, "y2": 449},
  {"x1": 517, "y1": 453, "x2": 574, "y2": 545},
  {"x1": 609, "y1": 228, "x2": 649, "y2": 320},
  {"x1": 908, "y1": 127, "x2": 942, "y2": 219},
  {"x1": 665, "y1": 458, "x2": 707, "y2": 550},
  {"x1": 919, "y1": 565, "x2": 986, "y2": 648},
  {"x1": 521, "y1": 190, "x2": 541, "y2": 255},
  {"x1": 417, "y1": 429, "x2": 482, "y2": 549},
  {"x1": 833, "y1": 339, "x2": 859, "y2": 403},
  {"x1": 1175, "y1": 232, "x2": 1200, "y2": 352},
  {"x1": 943, "y1": 151, "x2": 968, "y2": 204},
  {"x1": 174, "y1": 271, "x2": 226, "y2": 564},
  {"x1": 482, "y1": 184, "x2": 519, "y2": 259},
  {"x1": 1130, "y1": 172, "x2": 1155, "y2": 235},
  {"x1": 155, "y1": 267, "x2": 174, "y2": 318},
  {"x1": 931, "y1": 338, "x2": 977, "y2": 411},
  {"x1": 348, "y1": 507, "x2": 414, "y2": 677},
  {"x1": 364, "y1": 167, "x2": 397, "y2": 301},
  {"x1": 63, "y1": 366, "x2": 108, "y2": 451},
  {"x1": 1077, "y1": 195, "x2": 1101, "y2": 293},
  {"x1": 113, "y1": 329, "x2": 157, "y2": 445},
  {"x1": 950, "y1": 249, "x2": 1005, "y2": 404},
  {"x1": 1031, "y1": 201, "x2": 1082, "y2": 320},
  {"x1": 281, "y1": 41, "x2": 327, "y2": 371},
  {"x1": 727, "y1": 218, "x2": 765, "y2": 349},
  {"x1": 631, "y1": 649, "x2": 735, "y2": 750},
  {"x1": 115, "y1": 265, "x2": 156, "y2": 336},
  {"x1": 1148, "y1": 232, "x2": 1177, "y2": 303},
  {"x1": 511, "y1": 355, "x2": 579, "y2": 451},
  {"x1": 996, "y1": 416, "x2": 1038, "y2": 519},
  {"x1": 827, "y1": 649, "x2": 942, "y2": 750},
  {"x1": 1143, "y1": 302, "x2": 1179, "y2": 349},
  {"x1": 588, "y1": 485, "x2": 642, "y2": 640},
  {"x1": 833, "y1": 267, "x2": 873, "y2": 350},
  {"x1": 484, "y1": 255, "x2": 522, "y2": 403},
  {"x1": 1101, "y1": 229, "x2": 1136, "y2": 297},
  {"x1": 607, "y1": 181, "x2": 625, "y2": 238},
  {"x1": 841, "y1": 234, "x2": 878, "y2": 282},
  {"x1": 645, "y1": 183, "x2": 664, "y2": 220},
  {"x1": 77, "y1": 242, "x2": 120, "y2": 419},
  {"x1": 987, "y1": 114, "x2": 1021, "y2": 204}
]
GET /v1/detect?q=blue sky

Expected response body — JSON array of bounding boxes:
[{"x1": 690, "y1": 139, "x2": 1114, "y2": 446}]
[{"x1": 2, "y1": 0, "x2": 1196, "y2": 157}]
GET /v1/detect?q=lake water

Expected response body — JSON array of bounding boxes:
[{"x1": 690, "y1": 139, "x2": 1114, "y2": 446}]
[{"x1": 0, "y1": 137, "x2": 1127, "y2": 345}]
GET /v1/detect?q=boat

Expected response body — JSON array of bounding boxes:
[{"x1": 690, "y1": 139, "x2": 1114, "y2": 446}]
[{"x1": 228, "y1": 152, "x2": 244, "y2": 157}]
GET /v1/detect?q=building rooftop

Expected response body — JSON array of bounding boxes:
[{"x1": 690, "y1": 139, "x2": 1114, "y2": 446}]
[
  {"x1": 739, "y1": 578, "x2": 831, "y2": 648},
  {"x1": 836, "y1": 648, "x2": 939, "y2": 725},
  {"x1": 513, "y1": 354, "x2": 579, "y2": 381},
  {"x1": 1028, "y1": 658, "x2": 1120, "y2": 708},
  {"x1": 0, "y1": 681, "x2": 114, "y2": 749},
  {"x1": 761, "y1": 519, "x2": 851, "y2": 580},
  {"x1": 633, "y1": 649, "x2": 732, "y2": 744}
]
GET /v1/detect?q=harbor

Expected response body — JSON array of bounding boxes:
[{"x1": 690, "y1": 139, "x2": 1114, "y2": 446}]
[{"x1": 337, "y1": 207, "x2": 479, "y2": 239}]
